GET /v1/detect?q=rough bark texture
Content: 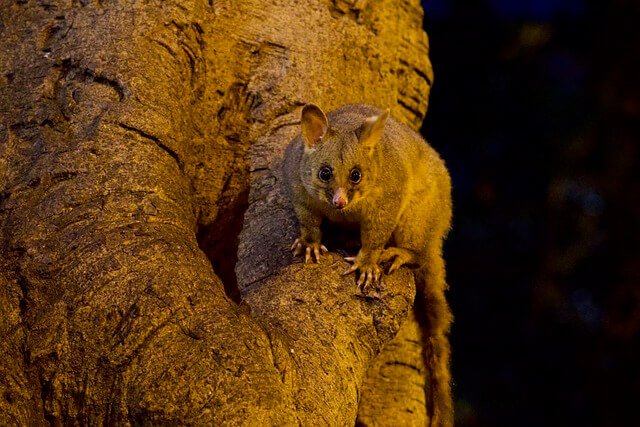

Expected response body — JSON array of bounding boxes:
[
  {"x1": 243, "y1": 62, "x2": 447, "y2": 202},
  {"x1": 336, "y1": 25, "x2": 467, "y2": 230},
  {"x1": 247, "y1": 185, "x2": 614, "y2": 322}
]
[
  {"x1": 357, "y1": 308, "x2": 428, "y2": 425},
  {"x1": 1, "y1": 0, "x2": 434, "y2": 424}
]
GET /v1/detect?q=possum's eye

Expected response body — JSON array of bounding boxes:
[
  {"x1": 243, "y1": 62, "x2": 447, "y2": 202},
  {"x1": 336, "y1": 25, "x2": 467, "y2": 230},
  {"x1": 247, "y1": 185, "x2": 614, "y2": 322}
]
[
  {"x1": 318, "y1": 166, "x2": 333, "y2": 182},
  {"x1": 349, "y1": 168, "x2": 362, "y2": 184}
]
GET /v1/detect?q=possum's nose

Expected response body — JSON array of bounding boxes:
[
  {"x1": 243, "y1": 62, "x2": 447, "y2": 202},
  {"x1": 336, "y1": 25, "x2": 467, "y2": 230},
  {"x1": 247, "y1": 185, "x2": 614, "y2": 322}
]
[{"x1": 332, "y1": 188, "x2": 348, "y2": 209}]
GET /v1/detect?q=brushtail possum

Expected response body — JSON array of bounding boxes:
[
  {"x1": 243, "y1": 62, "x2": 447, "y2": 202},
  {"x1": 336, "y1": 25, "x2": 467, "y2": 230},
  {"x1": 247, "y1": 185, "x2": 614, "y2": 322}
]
[{"x1": 283, "y1": 103, "x2": 453, "y2": 426}]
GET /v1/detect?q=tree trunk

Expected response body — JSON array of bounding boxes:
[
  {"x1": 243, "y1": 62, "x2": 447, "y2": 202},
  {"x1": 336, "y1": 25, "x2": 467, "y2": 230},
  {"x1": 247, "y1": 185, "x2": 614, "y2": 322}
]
[{"x1": 0, "y1": 0, "x2": 434, "y2": 424}]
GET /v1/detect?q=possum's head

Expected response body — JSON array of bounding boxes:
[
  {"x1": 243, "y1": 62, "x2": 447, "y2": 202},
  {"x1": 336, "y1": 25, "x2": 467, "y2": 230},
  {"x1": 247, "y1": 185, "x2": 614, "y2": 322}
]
[{"x1": 298, "y1": 104, "x2": 389, "y2": 211}]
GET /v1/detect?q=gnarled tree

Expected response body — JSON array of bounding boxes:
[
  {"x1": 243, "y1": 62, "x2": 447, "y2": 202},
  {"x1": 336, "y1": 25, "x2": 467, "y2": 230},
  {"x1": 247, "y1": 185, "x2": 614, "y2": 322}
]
[{"x1": 0, "y1": 0, "x2": 438, "y2": 424}]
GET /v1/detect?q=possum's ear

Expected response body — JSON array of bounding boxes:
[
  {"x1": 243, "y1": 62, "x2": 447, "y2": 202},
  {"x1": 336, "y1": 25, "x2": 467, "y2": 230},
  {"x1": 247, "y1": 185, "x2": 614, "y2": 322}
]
[
  {"x1": 358, "y1": 109, "x2": 389, "y2": 152},
  {"x1": 301, "y1": 104, "x2": 328, "y2": 149}
]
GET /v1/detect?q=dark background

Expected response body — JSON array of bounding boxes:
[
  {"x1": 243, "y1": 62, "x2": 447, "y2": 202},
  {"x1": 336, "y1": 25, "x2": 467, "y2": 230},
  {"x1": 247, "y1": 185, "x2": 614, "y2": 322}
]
[{"x1": 419, "y1": 0, "x2": 639, "y2": 425}]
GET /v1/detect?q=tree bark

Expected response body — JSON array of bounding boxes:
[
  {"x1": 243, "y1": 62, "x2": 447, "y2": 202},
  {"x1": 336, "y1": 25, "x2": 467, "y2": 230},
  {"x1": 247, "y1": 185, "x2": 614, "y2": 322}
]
[{"x1": 0, "y1": 0, "x2": 434, "y2": 424}]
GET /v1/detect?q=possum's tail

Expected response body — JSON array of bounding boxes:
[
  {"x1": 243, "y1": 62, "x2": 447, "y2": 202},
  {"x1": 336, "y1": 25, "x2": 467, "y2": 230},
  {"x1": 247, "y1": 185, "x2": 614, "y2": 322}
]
[{"x1": 416, "y1": 262, "x2": 454, "y2": 427}]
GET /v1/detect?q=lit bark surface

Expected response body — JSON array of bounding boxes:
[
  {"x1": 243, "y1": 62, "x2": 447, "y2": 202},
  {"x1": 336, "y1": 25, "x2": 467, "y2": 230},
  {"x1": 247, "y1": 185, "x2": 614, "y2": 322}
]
[{"x1": 0, "y1": 0, "x2": 434, "y2": 424}]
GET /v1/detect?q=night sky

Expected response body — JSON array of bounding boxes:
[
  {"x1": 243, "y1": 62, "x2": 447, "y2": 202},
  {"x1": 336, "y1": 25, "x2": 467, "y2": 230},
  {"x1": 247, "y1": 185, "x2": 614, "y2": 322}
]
[{"x1": 420, "y1": 1, "x2": 639, "y2": 425}]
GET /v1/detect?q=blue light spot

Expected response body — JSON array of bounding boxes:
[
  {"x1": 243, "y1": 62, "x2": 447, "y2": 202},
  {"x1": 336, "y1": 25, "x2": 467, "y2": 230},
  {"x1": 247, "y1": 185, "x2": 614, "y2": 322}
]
[{"x1": 422, "y1": 0, "x2": 451, "y2": 19}]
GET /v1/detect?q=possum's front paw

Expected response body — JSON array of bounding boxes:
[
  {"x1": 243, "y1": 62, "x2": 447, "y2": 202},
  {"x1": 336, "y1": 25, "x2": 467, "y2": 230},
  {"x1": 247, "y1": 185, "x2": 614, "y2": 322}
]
[
  {"x1": 379, "y1": 247, "x2": 418, "y2": 273},
  {"x1": 291, "y1": 238, "x2": 328, "y2": 263},
  {"x1": 343, "y1": 255, "x2": 382, "y2": 291}
]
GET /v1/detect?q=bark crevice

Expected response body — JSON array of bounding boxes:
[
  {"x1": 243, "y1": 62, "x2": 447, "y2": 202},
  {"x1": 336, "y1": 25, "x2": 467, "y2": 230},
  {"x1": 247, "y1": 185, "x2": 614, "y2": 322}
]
[{"x1": 118, "y1": 123, "x2": 182, "y2": 169}]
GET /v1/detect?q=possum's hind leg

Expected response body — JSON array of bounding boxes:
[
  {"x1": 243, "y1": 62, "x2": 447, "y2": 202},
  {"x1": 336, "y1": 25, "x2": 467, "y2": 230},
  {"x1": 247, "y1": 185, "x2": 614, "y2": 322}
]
[{"x1": 379, "y1": 247, "x2": 419, "y2": 273}]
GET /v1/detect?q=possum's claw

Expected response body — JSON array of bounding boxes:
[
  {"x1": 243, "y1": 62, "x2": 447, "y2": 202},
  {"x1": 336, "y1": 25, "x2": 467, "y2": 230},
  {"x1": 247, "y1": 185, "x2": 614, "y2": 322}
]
[
  {"x1": 344, "y1": 255, "x2": 382, "y2": 292},
  {"x1": 291, "y1": 238, "x2": 327, "y2": 263}
]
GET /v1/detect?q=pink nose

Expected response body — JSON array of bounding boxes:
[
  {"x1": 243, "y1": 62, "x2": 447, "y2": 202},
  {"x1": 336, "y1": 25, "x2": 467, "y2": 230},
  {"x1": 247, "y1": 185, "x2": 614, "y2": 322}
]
[{"x1": 332, "y1": 188, "x2": 348, "y2": 209}]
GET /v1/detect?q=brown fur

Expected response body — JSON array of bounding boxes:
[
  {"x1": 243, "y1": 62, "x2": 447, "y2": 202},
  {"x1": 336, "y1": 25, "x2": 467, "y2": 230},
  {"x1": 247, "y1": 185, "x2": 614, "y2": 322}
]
[{"x1": 283, "y1": 104, "x2": 453, "y2": 426}]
